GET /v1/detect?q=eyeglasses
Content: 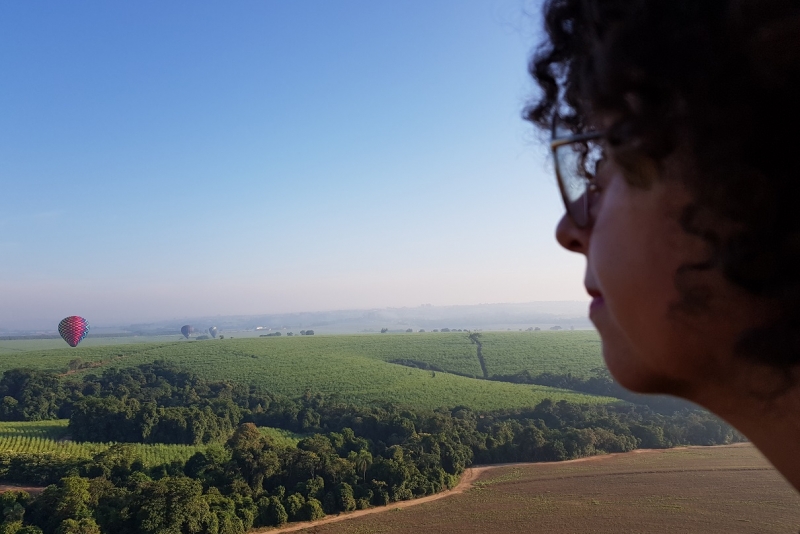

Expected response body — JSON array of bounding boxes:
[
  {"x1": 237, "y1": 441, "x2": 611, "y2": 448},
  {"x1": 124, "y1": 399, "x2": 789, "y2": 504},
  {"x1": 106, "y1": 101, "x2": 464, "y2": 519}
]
[{"x1": 551, "y1": 116, "x2": 607, "y2": 228}]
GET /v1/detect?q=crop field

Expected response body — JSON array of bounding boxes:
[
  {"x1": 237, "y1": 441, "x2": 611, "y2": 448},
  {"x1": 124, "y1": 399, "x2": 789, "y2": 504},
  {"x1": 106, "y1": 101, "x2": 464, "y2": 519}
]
[
  {"x1": 0, "y1": 335, "x2": 185, "y2": 355},
  {"x1": 0, "y1": 420, "x2": 303, "y2": 466},
  {"x1": 479, "y1": 331, "x2": 604, "y2": 378},
  {"x1": 0, "y1": 334, "x2": 616, "y2": 411},
  {"x1": 0, "y1": 420, "x2": 203, "y2": 467},
  {"x1": 289, "y1": 444, "x2": 800, "y2": 534},
  {"x1": 0, "y1": 331, "x2": 605, "y2": 379},
  {"x1": 0, "y1": 333, "x2": 484, "y2": 375}
]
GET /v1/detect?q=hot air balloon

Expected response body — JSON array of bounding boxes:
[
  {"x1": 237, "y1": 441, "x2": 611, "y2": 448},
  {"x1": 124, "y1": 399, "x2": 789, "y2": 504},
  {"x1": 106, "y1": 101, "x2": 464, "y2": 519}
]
[
  {"x1": 208, "y1": 326, "x2": 218, "y2": 338},
  {"x1": 58, "y1": 316, "x2": 89, "y2": 347},
  {"x1": 181, "y1": 325, "x2": 195, "y2": 339}
]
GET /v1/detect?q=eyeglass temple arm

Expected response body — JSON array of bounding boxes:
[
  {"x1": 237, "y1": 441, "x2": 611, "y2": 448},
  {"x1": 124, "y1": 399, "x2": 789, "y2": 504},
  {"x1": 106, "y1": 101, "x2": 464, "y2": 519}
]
[{"x1": 550, "y1": 131, "x2": 605, "y2": 150}]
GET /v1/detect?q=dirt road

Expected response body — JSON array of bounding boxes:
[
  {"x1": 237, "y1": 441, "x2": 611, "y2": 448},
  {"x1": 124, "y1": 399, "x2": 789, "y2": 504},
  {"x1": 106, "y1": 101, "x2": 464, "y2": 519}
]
[{"x1": 258, "y1": 466, "x2": 484, "y2": 533}]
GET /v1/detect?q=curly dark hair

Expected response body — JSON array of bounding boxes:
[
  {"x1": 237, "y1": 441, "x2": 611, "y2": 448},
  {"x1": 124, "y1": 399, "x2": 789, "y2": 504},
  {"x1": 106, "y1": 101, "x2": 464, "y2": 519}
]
[{"x1": 526, "y1": 0, "x2": 800, "y2": 369}]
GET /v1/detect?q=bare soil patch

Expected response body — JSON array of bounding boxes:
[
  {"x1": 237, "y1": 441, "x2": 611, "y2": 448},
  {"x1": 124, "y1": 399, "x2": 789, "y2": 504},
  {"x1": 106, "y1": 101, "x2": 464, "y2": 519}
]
[
  {"x1": 261, "y1": 444, "x2": 800, "y2": 533},
  {"x1": 0, "y1": 484, "x2": 46, "y2": 496}
]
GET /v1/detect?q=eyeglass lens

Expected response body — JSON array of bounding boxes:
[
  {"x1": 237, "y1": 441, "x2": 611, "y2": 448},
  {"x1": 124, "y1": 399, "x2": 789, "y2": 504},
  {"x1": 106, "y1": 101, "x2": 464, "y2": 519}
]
[
  {"x1": 555, "y1": 143, "x2": 591, "y2": 227},
  {"x1": 552, "y1": 114, "x2": 605, "y2": 228}
]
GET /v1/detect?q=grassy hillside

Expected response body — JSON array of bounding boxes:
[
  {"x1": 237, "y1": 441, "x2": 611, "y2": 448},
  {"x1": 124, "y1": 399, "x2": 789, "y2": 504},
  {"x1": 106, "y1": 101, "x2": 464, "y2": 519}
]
[
  {"x1": 0, "y1": 335, "x2": 185, "y2": 354},
  {"x1": 0, "y1": 334, "x2": 615, "y2": 411},
  {"x1": 0, "y1": 331, "x2": 605, "y2": 379},
  {"x1": 479, "y1": 331, "x2": 604, "y2": 378}
]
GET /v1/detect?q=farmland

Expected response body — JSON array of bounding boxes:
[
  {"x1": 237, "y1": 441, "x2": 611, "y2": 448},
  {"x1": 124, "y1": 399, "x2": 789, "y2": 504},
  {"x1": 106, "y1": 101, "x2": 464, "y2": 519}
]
[
  {"x1": 479, "y1": 331, "x2": 604, "y2": 378},
  {"x1": 0, "y1": 331, "x2": 605, "y2": 379},
  {"x1": 0, "y1": 420, "x2": 303, "y2": 467},
  {"x1": 280, "y1": 444, "x2": 800, "y2": 534},
  {"x1": 0, "y1": 332, "x2": 614, "y2": 411},
  {"x1": 0, "y1": 420, "x2": 203, "y2": 467},
  {"x1": 0, "y1": 332, "x2": 759, "y2": 534},
  {"x1": 0, "y1": 335, "x2": 185, "y2": 355}
]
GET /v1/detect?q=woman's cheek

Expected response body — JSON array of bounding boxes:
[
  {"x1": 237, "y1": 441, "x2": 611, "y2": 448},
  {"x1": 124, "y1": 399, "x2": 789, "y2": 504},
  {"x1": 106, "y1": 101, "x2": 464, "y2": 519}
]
[{"x1": 589, "y1": 177, "x2": 686, "y2": 381}]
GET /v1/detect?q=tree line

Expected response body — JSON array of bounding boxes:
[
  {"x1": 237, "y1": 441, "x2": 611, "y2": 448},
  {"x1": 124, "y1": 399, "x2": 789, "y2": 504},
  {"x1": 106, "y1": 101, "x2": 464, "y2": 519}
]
[{"x1": 0, "y1": 363, "x2": 742, "y2": 533}]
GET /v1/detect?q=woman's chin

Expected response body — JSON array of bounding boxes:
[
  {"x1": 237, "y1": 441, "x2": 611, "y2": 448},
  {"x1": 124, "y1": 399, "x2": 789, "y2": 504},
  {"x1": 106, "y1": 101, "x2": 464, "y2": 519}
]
[
  {"x1": 599, "y1": 336, "x2": 686, "y2": 396},
  {"x1": 601, "y1": 347, "x2": 652, "y2": 393}
]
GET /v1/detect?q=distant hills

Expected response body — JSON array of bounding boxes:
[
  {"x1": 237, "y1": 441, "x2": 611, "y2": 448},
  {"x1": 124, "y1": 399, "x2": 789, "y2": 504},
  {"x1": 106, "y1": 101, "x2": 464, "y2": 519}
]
[
  {"x1": 2, "y1": 301, "x2": 592, "y2": 338},
  {"x1": 123, "y1": 301, "x2": 593, "y2": 335}
]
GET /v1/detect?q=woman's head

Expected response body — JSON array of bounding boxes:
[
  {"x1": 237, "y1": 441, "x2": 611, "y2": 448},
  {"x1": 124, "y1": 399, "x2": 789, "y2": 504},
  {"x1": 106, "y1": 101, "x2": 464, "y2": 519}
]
[{"x1": 528, "y1": 0, "x2": 800, "y2": 400}]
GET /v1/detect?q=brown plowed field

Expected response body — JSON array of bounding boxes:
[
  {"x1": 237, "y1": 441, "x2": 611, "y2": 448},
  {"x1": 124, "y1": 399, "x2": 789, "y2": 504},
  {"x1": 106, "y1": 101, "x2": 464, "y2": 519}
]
[{"x1": 266, "y1": 444, "x2": 800, "y2": 533}]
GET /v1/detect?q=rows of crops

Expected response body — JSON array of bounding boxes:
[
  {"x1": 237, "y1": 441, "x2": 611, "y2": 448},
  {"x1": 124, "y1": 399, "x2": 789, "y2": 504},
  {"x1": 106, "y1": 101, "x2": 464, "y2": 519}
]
[
  {"x1": 0, "y1": 331, "x2": 603, "y2": 376},
  {"x1": 479, "y1": 331, "x2": 604, "y2": 378},
  {"x1": 0, "y1": 421, "x2": 204, "y2": 466},
  {"x1": 0, "y1": 332, "x2": 614, "y2": 411}
]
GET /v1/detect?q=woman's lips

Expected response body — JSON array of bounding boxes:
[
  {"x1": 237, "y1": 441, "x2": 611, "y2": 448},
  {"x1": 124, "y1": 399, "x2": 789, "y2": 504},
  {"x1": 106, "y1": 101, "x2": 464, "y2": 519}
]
[{"x1": 586, "y1": 288, "x2": 604, "y2": 314}]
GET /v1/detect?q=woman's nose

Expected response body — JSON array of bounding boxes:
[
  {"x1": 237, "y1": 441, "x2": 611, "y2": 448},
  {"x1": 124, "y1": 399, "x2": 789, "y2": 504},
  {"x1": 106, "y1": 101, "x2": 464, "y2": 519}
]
[{"x1": 555, "y1": 213, "x2": 590, "y2": 254}]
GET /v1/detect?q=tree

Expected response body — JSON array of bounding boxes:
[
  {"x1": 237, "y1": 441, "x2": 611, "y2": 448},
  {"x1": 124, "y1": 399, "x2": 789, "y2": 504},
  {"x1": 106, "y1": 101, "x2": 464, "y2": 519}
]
[
  {"x1": 335, "y1": 483, "x2": 356, "y2": 512},
  {"x1": 284, "y1": 493, "x2": 305, "y2": 521},
  {"x1": 354, "y1": 450, "x2": 372, "y2": 482},
  {"x1": 299, "y1": 476, "x2": 325, "y2": 501},
  {"x1": 0, "y1": 491, "x2": 28, "y2": 523},
  {"x1": 0, "y1": 369, "x2": 65, "y2": 421},
  {"x1": 228, "y1": 424, "x2": 280, "y2": 490},
  {"x1": 215, "y1": 511, "x2": 245, "y2": 534},
  {"x1": 0, "y1": 521, "x2": 22, "y2": 534},
  {"x1": 300, "y1": 498, "x2": 325, "y2": 520},
  {"x1": 380, "y1": 328, "x2": 388, "y2": 334},
  {"x1": 256, "y1": 497, "x2": 286, "y2": 527},
  {"x1": 55, "y1": 518, "x2": 101, "y2": 534},
  {"x1": 134, "y1": 477, "x2": 214, "y2": 534},
  {"x1": 57, "y1": 477, "x2": 92, "y2": 520}
]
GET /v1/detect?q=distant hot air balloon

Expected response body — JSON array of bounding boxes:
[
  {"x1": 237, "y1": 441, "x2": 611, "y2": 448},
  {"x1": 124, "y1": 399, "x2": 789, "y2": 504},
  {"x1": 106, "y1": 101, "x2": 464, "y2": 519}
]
[
  {"x1": 181, "y1": 325, "x2": 195, "y2": 339},
  {"x1": 58, "y1": 316, "x2": 89, "y2": 347},
  {"x1": 208, "y1": 326, "x2": 218, "y2": 338}
]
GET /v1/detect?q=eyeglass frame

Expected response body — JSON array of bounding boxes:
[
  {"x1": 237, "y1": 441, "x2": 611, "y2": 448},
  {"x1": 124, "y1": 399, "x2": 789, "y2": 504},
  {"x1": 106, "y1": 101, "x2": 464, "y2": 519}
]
[{"x1": 550, "y1": 116, "x2": 607, "y2": 229}]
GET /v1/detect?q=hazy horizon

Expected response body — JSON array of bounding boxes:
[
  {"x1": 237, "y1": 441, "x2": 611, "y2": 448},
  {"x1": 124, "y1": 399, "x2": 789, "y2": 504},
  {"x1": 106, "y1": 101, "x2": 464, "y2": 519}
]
[
  {"x1": 2, "y1": 300, "x2": 592, "y2": 333},
  {"x1": 2, "y1": 2, "x2": 590, "y2": 332}
]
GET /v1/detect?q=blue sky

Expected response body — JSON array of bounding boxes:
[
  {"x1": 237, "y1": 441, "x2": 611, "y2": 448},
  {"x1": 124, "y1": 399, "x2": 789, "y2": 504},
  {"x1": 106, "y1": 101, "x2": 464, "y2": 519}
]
[{"x1": 1, "y1": 1, "x2": 588, "y2": 330}]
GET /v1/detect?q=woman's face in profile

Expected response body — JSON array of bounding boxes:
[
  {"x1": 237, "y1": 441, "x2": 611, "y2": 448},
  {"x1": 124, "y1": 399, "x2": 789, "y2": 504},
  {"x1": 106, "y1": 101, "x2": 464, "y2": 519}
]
[{"x1": 556, "y1": 155, "x2": 771, "y2": 401}]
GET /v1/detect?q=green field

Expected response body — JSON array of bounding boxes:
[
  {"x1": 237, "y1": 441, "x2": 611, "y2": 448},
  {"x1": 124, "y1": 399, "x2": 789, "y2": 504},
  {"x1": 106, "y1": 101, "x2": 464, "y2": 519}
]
[
  {"x1": 0, "y1": 335, "x2": 185, "y2": 355},
  {"x1": 0, "y1": 333, "x2": 613, "y2": 411},
  {"x1": 258, "y1": 426, "x2": 304, "y2": 448},
  {"x1": 479, "y1": 331, "x2": 604, "y2": 378},
  {"x1": 0, "y1": 420, "x2": 303, "y2": 467},
  {"x1": 0, "y1": 420, "x2": 203, "y2": 467}
]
